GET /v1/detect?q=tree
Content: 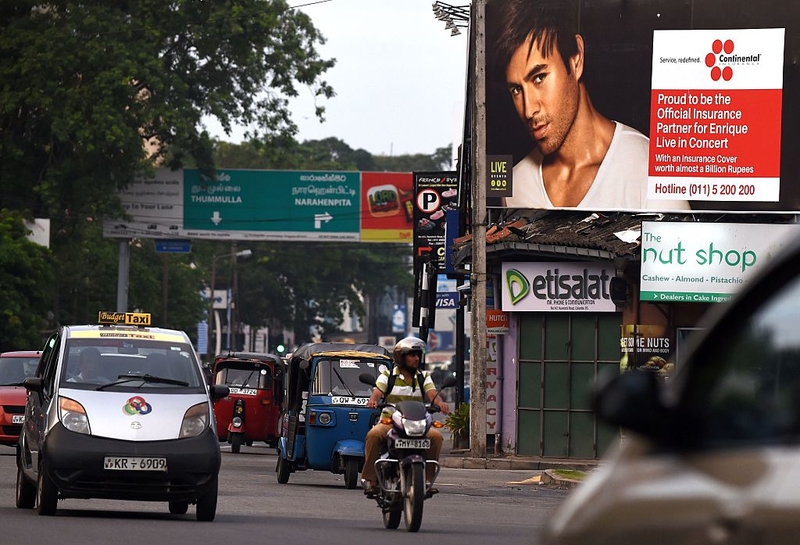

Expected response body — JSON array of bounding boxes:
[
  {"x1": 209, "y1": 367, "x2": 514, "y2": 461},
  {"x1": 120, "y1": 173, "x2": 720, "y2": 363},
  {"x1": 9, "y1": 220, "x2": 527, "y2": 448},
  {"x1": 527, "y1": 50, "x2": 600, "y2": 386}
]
[
  {"x1": 0, "y1": 210, "x2": 53, "y2": 351},
  {"x1": 0, "y1": 0, "x2": 334, "y2": 328}
]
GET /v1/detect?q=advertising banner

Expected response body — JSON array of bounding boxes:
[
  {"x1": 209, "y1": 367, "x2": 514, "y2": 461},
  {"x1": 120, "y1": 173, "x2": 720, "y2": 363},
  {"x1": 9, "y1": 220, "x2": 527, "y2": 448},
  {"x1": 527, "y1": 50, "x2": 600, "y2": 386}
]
[
  {"x1": 484, "y1": 0, "x2": 797, "y2": 213},
  {"x1": 501, "y1": 262, "x2": 617, "y2": 312},
  {"x1": 620, "y1": 324, "x2": 676, "y2": 379},
  {"x1": 640, "y1": 221, "x2": 800, "y2": 302},
  {"x1": 359, "y1": 172, "x2": 414, "y2": 242},
  {"x1": 412, "y1": 172, "x2": 459, "y2": 294}
]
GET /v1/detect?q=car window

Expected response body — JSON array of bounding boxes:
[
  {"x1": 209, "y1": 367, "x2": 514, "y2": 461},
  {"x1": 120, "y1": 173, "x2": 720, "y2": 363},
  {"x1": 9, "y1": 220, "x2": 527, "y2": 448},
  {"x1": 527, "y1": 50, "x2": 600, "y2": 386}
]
[
  {"x1": 683, "y1": 271, "x2": 800, "y2": 448},
  {"x1": 40, "y1": 334, "x2": 61, "y2": 399}
]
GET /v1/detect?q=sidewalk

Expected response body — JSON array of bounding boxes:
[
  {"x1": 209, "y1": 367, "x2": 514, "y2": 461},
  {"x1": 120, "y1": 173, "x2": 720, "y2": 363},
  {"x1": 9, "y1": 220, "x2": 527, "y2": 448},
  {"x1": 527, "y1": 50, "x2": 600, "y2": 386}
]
[{"x1": 438, "y1": 428, "x2": 600, "y2": 473}]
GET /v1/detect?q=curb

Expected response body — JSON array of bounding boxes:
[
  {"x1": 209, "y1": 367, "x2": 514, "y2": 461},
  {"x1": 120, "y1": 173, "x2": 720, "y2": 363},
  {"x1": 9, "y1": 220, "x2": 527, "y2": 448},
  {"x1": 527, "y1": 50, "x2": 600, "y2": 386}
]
[
  {"x1": 540, "y1": 469, "x2": 583, "y2": 489},
  {"x1": 441, "y1": 455, "x2": 598, "y2": 473}
]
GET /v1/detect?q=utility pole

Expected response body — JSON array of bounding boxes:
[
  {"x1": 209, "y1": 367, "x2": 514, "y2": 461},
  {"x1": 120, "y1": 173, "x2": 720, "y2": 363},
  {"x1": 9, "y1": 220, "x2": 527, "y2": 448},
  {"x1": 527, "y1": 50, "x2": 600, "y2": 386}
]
[{"x1": 469, "y1": 0, "x2": 488, "y2": 459}]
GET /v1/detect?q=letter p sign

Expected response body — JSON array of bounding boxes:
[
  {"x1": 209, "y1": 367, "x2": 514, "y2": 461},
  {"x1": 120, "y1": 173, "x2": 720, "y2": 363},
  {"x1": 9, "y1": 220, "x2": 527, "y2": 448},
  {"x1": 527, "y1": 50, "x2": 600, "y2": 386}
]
[{"x1": 416, "y1": 189, "x2": 441, "y2": 214}]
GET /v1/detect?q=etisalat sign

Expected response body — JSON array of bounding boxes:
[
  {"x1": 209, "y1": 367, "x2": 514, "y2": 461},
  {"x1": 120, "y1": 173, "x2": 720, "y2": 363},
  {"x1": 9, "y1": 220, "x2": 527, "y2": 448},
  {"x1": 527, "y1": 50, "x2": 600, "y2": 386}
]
[
  {"x1": 640, "y1": 221, "x2": 800, "y2": 302},
  {"x1": 501, "y1": 262, "x2": 617, "y2": 312}
]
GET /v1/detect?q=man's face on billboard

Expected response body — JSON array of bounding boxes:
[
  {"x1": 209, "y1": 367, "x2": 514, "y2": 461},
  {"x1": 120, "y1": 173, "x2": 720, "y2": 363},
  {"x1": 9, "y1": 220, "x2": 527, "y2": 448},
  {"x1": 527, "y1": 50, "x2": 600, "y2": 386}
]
[{"x1": 505, "y1": 33, "x2": 581, "y2": 156}]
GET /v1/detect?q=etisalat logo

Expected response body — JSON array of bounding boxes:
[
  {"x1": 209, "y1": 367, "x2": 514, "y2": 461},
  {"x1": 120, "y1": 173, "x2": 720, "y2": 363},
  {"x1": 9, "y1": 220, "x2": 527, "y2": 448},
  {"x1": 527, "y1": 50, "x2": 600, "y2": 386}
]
[
  {"x1": 704, "y1": 38, "x2": 762, "y2": 82},
  {"x1": 505, "y1": 267, "x2": 611, "y2": 305}
]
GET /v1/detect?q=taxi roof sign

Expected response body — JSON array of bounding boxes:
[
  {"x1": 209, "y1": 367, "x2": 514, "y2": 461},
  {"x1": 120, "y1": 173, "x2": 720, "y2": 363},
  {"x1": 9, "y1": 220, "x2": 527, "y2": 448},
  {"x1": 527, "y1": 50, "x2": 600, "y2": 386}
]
[{"x1": 98, "y1": 311, "x2": 152, "y2": 327}]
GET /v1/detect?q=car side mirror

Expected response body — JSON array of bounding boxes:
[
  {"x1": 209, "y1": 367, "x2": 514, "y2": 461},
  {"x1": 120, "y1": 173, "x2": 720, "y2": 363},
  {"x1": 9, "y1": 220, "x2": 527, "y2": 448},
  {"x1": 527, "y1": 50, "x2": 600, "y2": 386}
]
[
  {"x1": 209, "y1": 384, "x2": 230, "y2": 401},
  {"x1": 594, "y1": 370, "x2": 675, "y2": 443},
  {"x1": 23, "y1": 376, "x2": 43, "y2": 393}
]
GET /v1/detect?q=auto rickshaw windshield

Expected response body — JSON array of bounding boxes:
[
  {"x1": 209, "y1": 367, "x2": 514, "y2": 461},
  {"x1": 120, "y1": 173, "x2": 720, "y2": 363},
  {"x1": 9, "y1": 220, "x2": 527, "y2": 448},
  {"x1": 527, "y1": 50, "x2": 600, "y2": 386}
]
[
  {"x1": 310, "y1": 357, "x2": 386, "y2": 397},
  {"x1": 216, "y1": 365, "x2": 271, "y2": 389}
]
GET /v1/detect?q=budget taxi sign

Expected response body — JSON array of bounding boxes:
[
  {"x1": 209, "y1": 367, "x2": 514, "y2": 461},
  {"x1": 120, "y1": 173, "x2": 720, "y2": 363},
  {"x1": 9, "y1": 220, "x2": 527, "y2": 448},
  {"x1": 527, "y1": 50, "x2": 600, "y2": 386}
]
[{"x1": 501, "y1": 263, "x2": 617, "y2": 312}]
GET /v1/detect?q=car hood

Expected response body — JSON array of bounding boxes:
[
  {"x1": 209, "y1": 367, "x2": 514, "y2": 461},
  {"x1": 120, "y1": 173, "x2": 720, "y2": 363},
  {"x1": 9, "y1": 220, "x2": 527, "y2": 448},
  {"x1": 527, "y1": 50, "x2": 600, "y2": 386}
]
[
  {"x1": 0, "y1": 385, "x2": 28, "y2": 405},
  {"x1": 543, "y1": 437, "x2": 800, "y2": 545},
  {"x1": 58, "y1": 388, "x2": 211, "y2": 441}
]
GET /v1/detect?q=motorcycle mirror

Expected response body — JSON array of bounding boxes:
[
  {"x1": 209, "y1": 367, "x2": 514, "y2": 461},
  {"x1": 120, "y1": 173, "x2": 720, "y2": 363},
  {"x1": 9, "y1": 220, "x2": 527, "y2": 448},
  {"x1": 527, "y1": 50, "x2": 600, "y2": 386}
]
[
  {"x1": 359, "y1": 372, "x2": 377, "y2": 387},
  {"x1": 441, "y1": 375, "x2": 457, "y2": 389}
]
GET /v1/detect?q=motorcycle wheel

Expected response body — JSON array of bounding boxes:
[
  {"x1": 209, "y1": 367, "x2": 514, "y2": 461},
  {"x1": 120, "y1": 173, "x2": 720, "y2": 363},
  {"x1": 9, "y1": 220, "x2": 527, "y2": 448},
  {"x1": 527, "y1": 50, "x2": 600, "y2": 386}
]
[
  {"x1": 383, "y1": 509, "x2": 402, "y2": 530},
  {"x1": 344, "y1": 457, "x2": 359, "y2": 489},
  {"x1": 231, "y1": 433, "x2": 242, "y2": 454},
  {"x1": 276, "y1": 453, "x2": 291, "y2": 484},
  {"x1": 403, "y1": 463, "x2": 425, "y2": 532}
]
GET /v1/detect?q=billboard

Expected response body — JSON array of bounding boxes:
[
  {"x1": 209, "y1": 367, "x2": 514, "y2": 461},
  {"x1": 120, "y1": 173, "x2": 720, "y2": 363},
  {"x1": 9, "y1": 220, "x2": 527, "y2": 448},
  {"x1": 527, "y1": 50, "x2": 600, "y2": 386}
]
[
  {"x1": 485, "y1": 0, "x2": 797, "y2": 213},
  {"x1": 639, "y1": 221, "x2": 800, "y2": 302},
  {"x1": 102, "y1": 168, "x2": 414, "y2": 243}
]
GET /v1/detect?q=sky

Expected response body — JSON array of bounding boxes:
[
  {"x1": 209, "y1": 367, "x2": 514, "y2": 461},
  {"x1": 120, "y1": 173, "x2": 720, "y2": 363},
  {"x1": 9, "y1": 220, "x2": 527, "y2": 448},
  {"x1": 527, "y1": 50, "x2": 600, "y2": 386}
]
[{"x1": 204, "y1": 0, "x2": 470, "y2": 159}]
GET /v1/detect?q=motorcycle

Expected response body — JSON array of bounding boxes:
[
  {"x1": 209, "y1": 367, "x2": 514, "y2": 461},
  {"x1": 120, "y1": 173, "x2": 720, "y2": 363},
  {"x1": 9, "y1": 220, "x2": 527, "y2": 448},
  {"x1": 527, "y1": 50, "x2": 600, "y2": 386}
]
[{"x1": 359, "y1": 372, "x2": 457, "y2": 532}]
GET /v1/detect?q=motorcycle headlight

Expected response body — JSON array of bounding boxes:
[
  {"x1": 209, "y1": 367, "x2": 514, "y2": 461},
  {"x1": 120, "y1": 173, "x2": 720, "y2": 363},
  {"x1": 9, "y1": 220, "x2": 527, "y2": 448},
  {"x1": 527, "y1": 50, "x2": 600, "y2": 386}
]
[
  {"x1": 403, "y1": 418, "x2": 428, "y2": 437},
  {"x1": 232, "y1": 416, "x2": 243, "y2": 427},
  {"x1": 59, "y1": 396, "x2": 90, "y2": 435},
  {"x1": 180, "y1": 403, "x2": 209, "y2": 438}
]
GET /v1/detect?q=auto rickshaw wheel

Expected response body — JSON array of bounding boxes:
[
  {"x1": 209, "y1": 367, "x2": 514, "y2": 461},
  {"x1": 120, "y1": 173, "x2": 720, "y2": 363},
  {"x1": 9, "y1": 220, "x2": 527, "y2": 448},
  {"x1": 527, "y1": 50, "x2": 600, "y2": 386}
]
[
  {"x1": 169, "y1": 501, "x2": 189, "y2": 514},
  {"x1": 344, "y1": 457, "x2": 359, "y2": 489},
  {"x1": 276, "y1": 453, "x2": 290, "y2": 484},
  {"x1": 383, "y1": 508, "x2": 401, "y2": 529},
  {"x1": 231, "y1": 432, "x2": 242, "y2": 454}
]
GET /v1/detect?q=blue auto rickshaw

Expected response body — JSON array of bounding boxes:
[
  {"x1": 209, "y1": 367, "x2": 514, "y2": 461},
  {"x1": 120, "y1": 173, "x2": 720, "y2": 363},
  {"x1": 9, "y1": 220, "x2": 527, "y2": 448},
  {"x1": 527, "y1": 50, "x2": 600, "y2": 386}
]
[{"x1": 276, "y1": 342, "x2": 391, "y2": 488}]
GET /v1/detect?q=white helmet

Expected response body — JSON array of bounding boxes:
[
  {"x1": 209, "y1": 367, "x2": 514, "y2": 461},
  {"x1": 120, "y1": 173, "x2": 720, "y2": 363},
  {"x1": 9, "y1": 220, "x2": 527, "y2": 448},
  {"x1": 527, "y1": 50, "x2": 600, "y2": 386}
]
[{"x1": 393, "y1": 336, "x2": 427, "y2": 366}]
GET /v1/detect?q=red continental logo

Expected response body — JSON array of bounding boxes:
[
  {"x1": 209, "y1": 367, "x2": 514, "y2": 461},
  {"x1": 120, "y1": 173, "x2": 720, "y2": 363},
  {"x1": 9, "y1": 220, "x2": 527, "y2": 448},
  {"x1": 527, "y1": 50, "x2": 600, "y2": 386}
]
[
  {"x1": 704, "y1": 38, "x2": 763, "y2": 82},
  {"x1": 705, "y1": 39, "x2": 734, "y2": 81}
]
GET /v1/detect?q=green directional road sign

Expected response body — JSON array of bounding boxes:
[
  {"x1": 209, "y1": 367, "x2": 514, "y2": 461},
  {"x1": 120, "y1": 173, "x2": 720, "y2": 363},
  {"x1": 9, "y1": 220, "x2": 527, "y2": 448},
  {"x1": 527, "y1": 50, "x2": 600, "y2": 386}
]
[{"x1": 183, "y1": 169, "x2": 361, "y2": 240}]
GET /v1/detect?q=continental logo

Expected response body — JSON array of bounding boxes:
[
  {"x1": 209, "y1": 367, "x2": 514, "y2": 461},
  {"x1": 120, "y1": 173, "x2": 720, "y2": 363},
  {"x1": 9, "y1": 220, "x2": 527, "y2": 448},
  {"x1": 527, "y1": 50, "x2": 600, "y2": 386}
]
[
  {"x1": 98, "y1": 311, "x2": 152, "y2": 326},
  {"x1": 705, "y1": 38, "x2": 762, "y2": 82}
]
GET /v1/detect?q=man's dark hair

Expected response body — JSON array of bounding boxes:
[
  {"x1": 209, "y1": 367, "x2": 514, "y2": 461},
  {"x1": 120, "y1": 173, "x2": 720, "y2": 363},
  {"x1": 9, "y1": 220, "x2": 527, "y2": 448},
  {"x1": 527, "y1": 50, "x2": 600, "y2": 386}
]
[{"x1": 489, "y1": 0, "x2": 580, "y2": 85}]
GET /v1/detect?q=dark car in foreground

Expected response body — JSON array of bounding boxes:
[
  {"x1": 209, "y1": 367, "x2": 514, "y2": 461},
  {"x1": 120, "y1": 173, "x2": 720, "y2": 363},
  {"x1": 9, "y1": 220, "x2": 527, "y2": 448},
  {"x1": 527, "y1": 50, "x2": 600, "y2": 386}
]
[
  {"x1": 0, "y1": 351, "x2": 40, "y2": 446},
  {"x1": 544, "y1": 234, "x2": 800, "y2": 545}
]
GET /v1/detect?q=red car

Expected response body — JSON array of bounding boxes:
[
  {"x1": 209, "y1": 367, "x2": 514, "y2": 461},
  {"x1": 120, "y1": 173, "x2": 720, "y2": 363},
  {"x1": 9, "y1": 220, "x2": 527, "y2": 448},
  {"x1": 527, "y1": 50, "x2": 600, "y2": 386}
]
[{"x1": 0, "y1": 351, "x2": 40, "y2": 446}]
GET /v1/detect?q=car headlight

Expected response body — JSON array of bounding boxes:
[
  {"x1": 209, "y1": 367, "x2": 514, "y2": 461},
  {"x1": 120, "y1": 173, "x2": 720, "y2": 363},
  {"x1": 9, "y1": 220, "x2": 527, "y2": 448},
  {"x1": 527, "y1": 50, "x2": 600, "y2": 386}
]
[
  {"x1": 59, "y1": 396, "x2": 91, "y2": 435},
  {"x1": 180, "y1": 403, "x2": 209, "y2": 438},
  {"x1": 403, "y1": 418, "x2": 428, "y2": 437}
]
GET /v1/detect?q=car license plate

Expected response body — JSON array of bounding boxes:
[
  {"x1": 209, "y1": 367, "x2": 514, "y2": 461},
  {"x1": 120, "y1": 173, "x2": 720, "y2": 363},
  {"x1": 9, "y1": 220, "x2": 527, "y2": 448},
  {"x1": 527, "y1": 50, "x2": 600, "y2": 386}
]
[
  {"x1": 12, "y1": 415, "x2": 24, "y2": 424},
  {"x1": 104, "y1": 456, "x2": 167, "y2": 472},
  {"x1": 394, "y1": 438, "x2": 430, "y2": 449}
]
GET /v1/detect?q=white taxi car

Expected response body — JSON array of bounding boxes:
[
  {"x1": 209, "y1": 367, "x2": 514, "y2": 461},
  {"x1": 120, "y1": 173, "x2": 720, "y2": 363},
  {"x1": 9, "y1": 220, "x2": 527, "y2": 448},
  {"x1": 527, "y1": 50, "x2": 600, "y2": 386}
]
[{"x1": 15, "y1": 312, "x2": 229, "y2": 520}]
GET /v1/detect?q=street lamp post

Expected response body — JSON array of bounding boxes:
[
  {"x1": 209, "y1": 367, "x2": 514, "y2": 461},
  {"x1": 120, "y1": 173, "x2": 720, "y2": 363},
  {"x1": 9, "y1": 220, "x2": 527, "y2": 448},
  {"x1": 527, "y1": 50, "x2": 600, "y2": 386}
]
[{"x1": 208, "y1": 248, "x2": 252, "y2": 361}]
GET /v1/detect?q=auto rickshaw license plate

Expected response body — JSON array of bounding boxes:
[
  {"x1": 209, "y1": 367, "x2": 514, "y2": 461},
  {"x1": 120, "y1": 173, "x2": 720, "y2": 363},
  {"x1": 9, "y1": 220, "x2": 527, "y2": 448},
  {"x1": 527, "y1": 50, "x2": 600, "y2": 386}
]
[
  {"x1": 394, "y1": 438, "x2": 430, "y2": 449},
  {"x1": 104, "y1": 456, "x2": 168, "y2": 471}
]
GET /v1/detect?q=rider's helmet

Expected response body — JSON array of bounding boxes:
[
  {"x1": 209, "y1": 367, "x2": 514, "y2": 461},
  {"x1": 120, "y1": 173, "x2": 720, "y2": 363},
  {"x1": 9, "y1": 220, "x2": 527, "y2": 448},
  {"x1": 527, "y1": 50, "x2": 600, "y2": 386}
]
[{"x1": 392, "y1": 336, "x2": 427, "y2": 367}]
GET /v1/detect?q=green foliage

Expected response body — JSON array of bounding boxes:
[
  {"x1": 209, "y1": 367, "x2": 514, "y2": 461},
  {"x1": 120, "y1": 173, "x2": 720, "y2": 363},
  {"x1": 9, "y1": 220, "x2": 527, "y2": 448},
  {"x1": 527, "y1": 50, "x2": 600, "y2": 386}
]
[
  {"x1": 445, "y1": 402, "x2": 470, "y2": 437},
  {"x1": 0, "y1": 0, "x2": 335, "y2": 218},
  {"x1": 0, "y1": 210, "x2": 53, "y2": 351}
]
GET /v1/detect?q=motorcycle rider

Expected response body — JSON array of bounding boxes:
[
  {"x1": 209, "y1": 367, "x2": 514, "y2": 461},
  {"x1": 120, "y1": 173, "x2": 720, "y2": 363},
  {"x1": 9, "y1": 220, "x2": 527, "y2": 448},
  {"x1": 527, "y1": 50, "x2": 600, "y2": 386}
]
[{"x1": 361, "y1": 336, "x2": 450, "y2": 497}]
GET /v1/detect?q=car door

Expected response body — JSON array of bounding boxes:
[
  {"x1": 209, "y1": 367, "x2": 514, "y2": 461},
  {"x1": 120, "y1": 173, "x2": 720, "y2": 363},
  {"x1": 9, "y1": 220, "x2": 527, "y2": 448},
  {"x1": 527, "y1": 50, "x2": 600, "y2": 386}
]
[{"x1": 23, "y1": 332, "x2": 61, "y2": 471}]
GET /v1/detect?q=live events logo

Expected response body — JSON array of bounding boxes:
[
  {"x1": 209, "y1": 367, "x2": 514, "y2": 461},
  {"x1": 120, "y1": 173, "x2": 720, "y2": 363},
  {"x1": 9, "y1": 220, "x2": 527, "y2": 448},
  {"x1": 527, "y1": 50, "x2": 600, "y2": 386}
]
[{"x1": 704, "y1": 38, "x2": 763, "y2": 81}]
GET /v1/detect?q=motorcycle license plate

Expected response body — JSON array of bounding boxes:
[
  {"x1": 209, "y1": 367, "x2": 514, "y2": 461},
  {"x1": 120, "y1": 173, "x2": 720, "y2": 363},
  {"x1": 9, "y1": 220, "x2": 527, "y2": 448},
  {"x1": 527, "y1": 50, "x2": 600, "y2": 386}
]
[
  {"x1": 394, "y1": 438, "x2": 430, "y2": 449},
  {"x1": 104, "y1": 456, "x2": 167, "y2": 472}
]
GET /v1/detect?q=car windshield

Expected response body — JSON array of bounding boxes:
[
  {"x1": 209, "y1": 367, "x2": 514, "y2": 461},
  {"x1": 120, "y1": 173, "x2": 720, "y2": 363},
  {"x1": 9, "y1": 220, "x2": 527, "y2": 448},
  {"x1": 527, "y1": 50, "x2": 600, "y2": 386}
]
[
  {"x1": 311, "y1": 356, "x2": 386, "y2": 397},
  {"x1": 683, "y1": 271, "x2": 800, "y2": 448},
  {"x1": 61, "y1": 339, "x2": 203, "y2": 390},
  {"x1": 0, "y1": 356, "x2": 38, "y2": 386}
]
